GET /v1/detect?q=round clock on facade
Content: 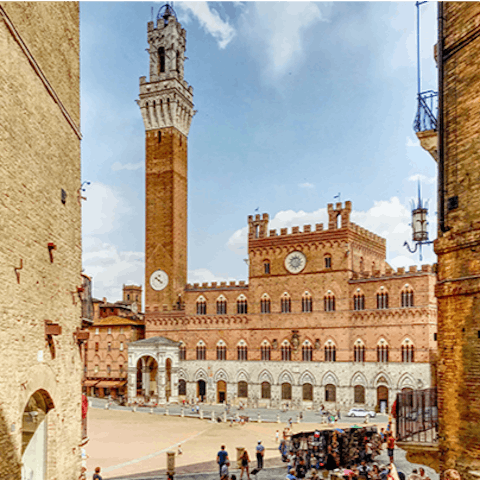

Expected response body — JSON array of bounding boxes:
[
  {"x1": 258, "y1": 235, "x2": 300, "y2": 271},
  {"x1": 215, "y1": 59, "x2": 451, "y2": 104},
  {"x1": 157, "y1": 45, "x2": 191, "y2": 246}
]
[
  {"x1": 284, "y1": 251, "x2": 307, "y2": 274},
  {"x1": 150, "y1": 269, "x2": 169, "y2": 291}
]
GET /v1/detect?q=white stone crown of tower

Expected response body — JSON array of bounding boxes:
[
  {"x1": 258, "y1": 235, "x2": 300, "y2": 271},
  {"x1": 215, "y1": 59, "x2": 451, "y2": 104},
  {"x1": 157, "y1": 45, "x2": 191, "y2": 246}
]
[{"x1": 137, "y1": 9, "x2": 195, "y2": 136}]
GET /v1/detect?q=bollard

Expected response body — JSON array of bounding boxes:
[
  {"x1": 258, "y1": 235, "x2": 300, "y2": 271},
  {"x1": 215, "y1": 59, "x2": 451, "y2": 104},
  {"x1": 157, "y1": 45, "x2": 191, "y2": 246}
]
[
  {"x1": 150, "y1": 408, "x2": 154, "y2": 414},
  {"x1": 296, "y1": 415, "x2": 300, "y2": 424},
  {"x1": 167, "y1": 451, "x2": 175, "y2": 478},
  {"x1": 364, "y1": 414, "x2": 369, "y2": 424},
  {"x1": 165, "y1": 407, "x2": 169, "y2": 416},
  {"x1": 88, "y1": 400, "x2": 92, "y2": 408},
  {"x1": 211, "y1": 411, "x2": 215, "y2": 423},
  {"x1": 105, "y1": 403, "x2": 109, "y2": 410},
  {"x1": 181, "y1": 408, "x2": 184, "y2": 417},
  {"x1": 257, "y1": 413, "x2": 261, "y2": 423},
  {"x1": 132, "y1": 405, "x2": 137, "y2": 412},
  {"x1": 223, "y1": 411, "x2": 227, "y2": 423},
  {"x1": 277, "y1": 414, "x2": 280, "y2": 423},
  {"x1": 200, "y1": 409, "x2": 203, "y2": 419}
]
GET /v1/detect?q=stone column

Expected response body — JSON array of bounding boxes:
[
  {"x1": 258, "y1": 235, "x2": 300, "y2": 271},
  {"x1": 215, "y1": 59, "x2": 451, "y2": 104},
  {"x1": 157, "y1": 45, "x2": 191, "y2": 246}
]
[
  {"x1": 157, "y1": 368, "x2": 166, "y2": 404},
  {"x1": 127, "y1": 366, "x2": 137, "y2": 402},
  {"x1": 143, "y1": 366, "x2": 150, "y2": 397},
  {"x1": 170, "y1": 367, "x2": 179, "y2": 404}
]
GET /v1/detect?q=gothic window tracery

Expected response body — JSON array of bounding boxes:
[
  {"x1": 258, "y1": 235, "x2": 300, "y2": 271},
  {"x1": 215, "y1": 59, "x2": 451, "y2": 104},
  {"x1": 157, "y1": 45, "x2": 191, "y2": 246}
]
[
  {"x1": 237, "y1": 295, "x2": 248, "y2": 314},
  {"x1": 281, "y1": 293, "x2": 291, "y2": 313},
  {"x1": 260, "y1": 295, "x2": 271, "y2": 314},
  {"x1": 377, "y1": 339, "x2": 389, "y2": 362},
  {"x1": 302, "y1": 292, "x2": 313, "y2": 313},
  {"x1": 376, "y1": 290, "x2": 389, "y2": 309},
  {"x1": 401, "y1": 286, "x2": 414, "y2": 307},
  {"x1": 324, "y1": 291, "x2": 335, "y2": 312}
]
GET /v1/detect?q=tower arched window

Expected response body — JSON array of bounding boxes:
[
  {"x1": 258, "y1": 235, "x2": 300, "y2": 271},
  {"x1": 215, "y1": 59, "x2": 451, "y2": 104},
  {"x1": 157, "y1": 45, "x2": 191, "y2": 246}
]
[
  {"x1": 176, "y1": 51, "x2": 180, "y2": 73},
  {"x1": 376, "y1": 290, "x2": 389, "y2": 309},
  {"x1": 401, "y1": 339, "x2": 415, "y2": 362},
  {"x1": 158, "y1": 47, "x2": 165, "y2": 73},
  {"x1": 196, "y1": 297, "x2": 207, "y2": 315},
  {"x1": 237, "y1": 295, "x2": 248, "y2": 314},
  {"x1": 281, "y1": 341, "x2": 292, "y2": 361},
  {"x1": 324, "y1": 292, "x2": 335, "y2": 312},
  {"x1": 281, "y1": 294, "x2": 291, "y2": 313},
  {"x1": 179, "y1": 342, "x2": 186, "y2": 360},
  {"x1": 216, "y1": 340, "x2": 227, "y2": 360},
  {"x1": 302, "y1": 341, "x2": 313, "y2": 361},
  {"x1": 264, "y1": 260, "x2": 270, "y2": 275},
  {"x1": 401, "y1": 286, "x2": 414, "y2": 308},
  {"x1": 237, "y1": 340, "x2": 248, "y2": 361},
  {"x1": 196, "y1": 341, "x2": 206, "y2": 360},
  {"x1": 302, "y1": 292, "x2": 313, "y2": 313},
  {"x1": 260, "y1": 295, "x2": 271, "y2": 314},
  {"x1": 377, "y1": 339, "x2": 389, "y2": 362},
  {"x1": 216, "y1": 296, "x2": 227, "y2": 315},
  {"x1": 325, "y1": 254, "x2": 332, "y2": 269},
  {"x1": 354, "y1": 291, "x2": 365, "y2": 310},
  {"x1": 325, "y1": 341, "x2": 336, "y2": 361},
  {"x1": 353, "y1": 340, "x2": 365, "y2": 362},
  {"x1": 260, "y1": 341, "x2": 271, "y2": 360}
]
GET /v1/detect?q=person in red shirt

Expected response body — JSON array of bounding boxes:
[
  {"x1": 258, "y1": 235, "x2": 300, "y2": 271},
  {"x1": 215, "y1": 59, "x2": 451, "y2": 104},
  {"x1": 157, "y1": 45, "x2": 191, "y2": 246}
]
[{"x1": 387, "y1": 433, "x2": 395, "y2": 463}]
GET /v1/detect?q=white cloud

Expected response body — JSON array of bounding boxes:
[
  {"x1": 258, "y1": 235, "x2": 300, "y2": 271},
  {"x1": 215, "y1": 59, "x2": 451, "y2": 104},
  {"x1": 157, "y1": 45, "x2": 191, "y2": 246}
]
[
  {"x1": 82, "y1": 238, "x2": 144, "y2": 302},
  {"x1": 111, "y1": 161, "x2": 144, "y2": 172},
  {"x1": 227, "y1": 196, "x2": 437, "y2": 266},
  {"x1": 177, "y1": 2, "x2": 235, "y2": 49},
  {"x1": 408, "y1": 173, "x2": 436, "y2": 185},
  {"x1": 299, "y1": 182, "x2": 314, "y2": 189},
  {"x1": 82, "y1": 182, "x2": 131, "y2": 236},
  {"x1": 187, "y1": 268, "x2": 236, "y2": 285},
  {"x1": 239, "y1": 2, "x2": 327, "y2": 79}
]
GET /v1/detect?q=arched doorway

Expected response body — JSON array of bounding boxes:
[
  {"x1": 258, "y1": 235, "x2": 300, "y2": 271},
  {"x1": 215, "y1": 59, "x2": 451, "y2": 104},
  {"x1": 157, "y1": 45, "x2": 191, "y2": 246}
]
[
  {"x1": 197, "y1": 380, "x2": 206, "y2": 402},
  {"x1": 217, "y1": 380, "x2": 227, "y2": 403},
  {"x1": 377, "y1": 385, "x2": 389, "y2": 413},
  {"x1": 22, "y1": 389, "x2": 54, "y2": 479},
  {"x1": 136, "y1": 356, "x2": 158, "y2": 399},
  {"x1": 165, "y1": 358, "x2": 172, "y2": 402}
]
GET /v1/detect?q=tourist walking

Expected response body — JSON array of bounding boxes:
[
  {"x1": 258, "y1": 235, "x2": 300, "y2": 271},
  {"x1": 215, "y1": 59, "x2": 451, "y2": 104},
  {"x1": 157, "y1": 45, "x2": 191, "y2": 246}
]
[
  {"x1": 217, "y1": 445, "x2": 229, "y2": 477},
  {"x1": 240, "y1": 450, "x2": 251, "y2": 480},
  {"x1": 93, "y1": 467, "x2": 103, "y2": 480},
  {"x1": 387, "y1": 433, "x2": 395, "y2": 463},
  {"x1": 256, "y1": 440, "x2": 265, "y2": 469},
  {"x1": 220, "y1": 461, "x2": 230, "y2": 480}
]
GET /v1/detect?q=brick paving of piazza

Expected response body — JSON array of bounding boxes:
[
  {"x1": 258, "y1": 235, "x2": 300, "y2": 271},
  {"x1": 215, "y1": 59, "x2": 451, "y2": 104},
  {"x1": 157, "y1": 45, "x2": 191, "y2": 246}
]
[{"x1": 85, "y1": 399, "x2": 438, "y2": 480}]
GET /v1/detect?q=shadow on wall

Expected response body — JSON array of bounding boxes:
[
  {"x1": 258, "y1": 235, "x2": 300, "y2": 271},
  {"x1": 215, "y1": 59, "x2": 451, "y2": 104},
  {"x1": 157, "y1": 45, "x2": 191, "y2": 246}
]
[{"x1": 0, "y1": 402, "x2": 21, "y2": 479}]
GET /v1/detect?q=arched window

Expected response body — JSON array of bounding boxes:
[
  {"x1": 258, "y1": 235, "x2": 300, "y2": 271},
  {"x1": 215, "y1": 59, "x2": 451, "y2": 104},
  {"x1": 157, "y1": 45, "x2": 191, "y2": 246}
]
[
  {"x1": 217, "y1": 340, "x2": 227, "y2": 360},
  {"x1": 354, "y1": 385, "x2": 365, "y2": 404},
  {"x1": 216, "y1": 295, "x2": 227, "y2": 315},
  {"x1": 238, "y1": 381, "x2": 248, "y2": 398},
  {"x1": 196, "y1": 296, "x2": 207, "y2": 315},
  {"x1": 324, "y1": 291, "x2": 335, "y2": 312},
  {"x1": 158, "y1": 47, "x2": 165, "y2": 73},
  {"x1": 178, "y1": 379, "x2": 187, "y2": 396},
  {"x1": 401, "y1": 286, "x2": 414, "y2": 307},
  {"x1": 353, "y1": 291, "x2": 365, "y2": 310},
  {"x1": 264, "y1": 260, "x2": 271, "y2": 275},
  {"x1": 325, "y1": 384, "x2": 336, "y2": 402},
  {"x1": 237, "y1": 295, "x2": 248, "y2": 314},
  {"x1": 401, "y1": 339, "x2": 415, "y2": 362},
  {"x1": 281, "y1": 341, "x2": 292, "y2": 361},
  {"x1": 377, "y1": 339, "x2": 389, "y2": 362},
  {"x1": 281, "y1": 382, "x2": 292, "y2": 400},
  {"x1": 359, "y1": 257, "x2": 364, "y2": 272},
  {"x1": 260, "y1": 341, "x2": 271, "y2": 361},
  {"x1": 302, "y1": 341, "x2": 313, "y2": 361},
  {"x1": 303, "y1": 383, "x2": 313, "y2": 401},
  {"x1": 325, "y1": 254, "x2": 332, "y2": 269},
  {"x1": 281, "y1": 293, "x2": 291, "y2": 313},
  {"x1": 354, "y1": 340, "x2": 365, "y2": 362},
  {"x1": 196, "y1": 341, "x2": 206, "y2": 360},
  {"x1": 179, "y1": 342, "x2": 186, "y2": 360},
  {"x1": 302, "y1": 292, "x2": 313, "y2": 313},
  {"x1": 237, "y1": 340, "x2": 248, "y2": 361},
  {"x1": 176, "y1": 51, "x2": 180, "y2": 73},
  {"x1": 260, "y1": 295, "x2": 271, "y2": 314},
  {"x1": 377, "y1": 290, "x2": 389, "y2": 309},
  {"x1": 261, "y1": 381, "x2": 271, "y2": 399},
  {"x1": 325, "y1": 341, "x2": 336, "y2": 361}
]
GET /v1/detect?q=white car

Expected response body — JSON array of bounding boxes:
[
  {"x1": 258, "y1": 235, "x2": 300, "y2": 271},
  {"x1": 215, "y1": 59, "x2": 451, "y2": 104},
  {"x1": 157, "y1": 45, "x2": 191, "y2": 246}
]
[{"x1": 347, "y1": 408, "x2": 376, "y2": 418}]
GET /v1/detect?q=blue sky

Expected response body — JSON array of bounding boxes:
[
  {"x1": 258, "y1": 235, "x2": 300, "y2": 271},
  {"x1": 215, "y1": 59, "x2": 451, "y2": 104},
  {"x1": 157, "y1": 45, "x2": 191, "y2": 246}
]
[{"x1": 80, "y1": 1, "x2": 438, "y2": 302}]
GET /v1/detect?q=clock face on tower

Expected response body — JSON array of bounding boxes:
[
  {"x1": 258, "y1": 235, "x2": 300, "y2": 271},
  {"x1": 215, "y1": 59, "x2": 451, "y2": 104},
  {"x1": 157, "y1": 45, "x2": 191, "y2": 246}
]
[
  {"x1": 150, "y1": 269, "x2": 169, "y2": 291},
  {"x1": 284, "y1": 251, "x2": 307, "y2": 274}
]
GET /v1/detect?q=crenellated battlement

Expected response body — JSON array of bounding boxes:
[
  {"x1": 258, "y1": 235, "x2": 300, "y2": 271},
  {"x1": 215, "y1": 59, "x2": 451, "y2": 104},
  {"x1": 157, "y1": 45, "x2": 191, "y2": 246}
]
[
  {"x1": 185, "y1": 280, "x2": 249, "y2": 291},
  {"x1": 350, "y1": 264, "x2": 435, "y2": 281},
  {"x1": 349, "y1": 223, "x2": 386, "y2": 245}
]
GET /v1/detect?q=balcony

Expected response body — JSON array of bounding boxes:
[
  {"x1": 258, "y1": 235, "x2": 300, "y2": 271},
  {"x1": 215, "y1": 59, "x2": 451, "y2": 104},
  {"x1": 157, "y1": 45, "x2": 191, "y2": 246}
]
[
  {"x1": 413, "y1": 91, "x2": 438, "y2": 161},
  {"x1": 396, "y1": 387, "x2": 439, "y2": 471}
]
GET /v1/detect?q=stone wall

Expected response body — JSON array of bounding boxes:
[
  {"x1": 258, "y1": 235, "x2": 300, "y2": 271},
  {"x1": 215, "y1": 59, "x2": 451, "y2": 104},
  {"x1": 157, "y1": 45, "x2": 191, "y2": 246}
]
[{"x1": 0, "y1": 2, "x2": 82, "y2": 478}]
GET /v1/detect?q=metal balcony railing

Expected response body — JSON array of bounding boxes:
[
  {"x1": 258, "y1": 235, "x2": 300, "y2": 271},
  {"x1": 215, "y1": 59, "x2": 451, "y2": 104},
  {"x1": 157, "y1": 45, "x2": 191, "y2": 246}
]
[
  {"x1": 413, "y1": 91, "x2": 438, "y2": 133},
  {"x1": 396, "y1": 387, "x2": 438, "y2": 443}
]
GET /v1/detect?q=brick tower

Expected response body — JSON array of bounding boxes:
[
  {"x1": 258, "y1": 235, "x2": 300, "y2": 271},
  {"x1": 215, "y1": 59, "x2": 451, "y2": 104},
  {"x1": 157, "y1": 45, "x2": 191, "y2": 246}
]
[{"x1": 137, "y1": 4, "x2": 194, "y2": 313}]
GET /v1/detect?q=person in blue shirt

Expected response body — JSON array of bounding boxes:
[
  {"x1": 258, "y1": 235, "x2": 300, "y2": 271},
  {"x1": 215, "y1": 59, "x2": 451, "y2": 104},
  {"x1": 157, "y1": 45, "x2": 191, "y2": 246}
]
[{"x1": 217, "y1": 445, "x2": 229, "y2": 477}]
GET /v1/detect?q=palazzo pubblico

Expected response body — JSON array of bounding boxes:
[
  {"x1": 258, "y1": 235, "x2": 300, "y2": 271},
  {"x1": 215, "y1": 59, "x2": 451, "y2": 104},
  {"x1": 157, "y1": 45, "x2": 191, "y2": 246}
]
[{"x1": 124, "y1": 6, "x2": 437, "y2": 412}]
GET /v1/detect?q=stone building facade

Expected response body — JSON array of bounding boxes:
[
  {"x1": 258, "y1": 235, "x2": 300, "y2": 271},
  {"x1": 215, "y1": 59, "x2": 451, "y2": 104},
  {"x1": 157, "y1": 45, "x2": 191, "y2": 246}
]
[
  {"x1": 127, "y1": 6, "x2": 438, "y2": 413},
  {"x1": 0, "y1": 2, "x2": 85, "y2": 479}
]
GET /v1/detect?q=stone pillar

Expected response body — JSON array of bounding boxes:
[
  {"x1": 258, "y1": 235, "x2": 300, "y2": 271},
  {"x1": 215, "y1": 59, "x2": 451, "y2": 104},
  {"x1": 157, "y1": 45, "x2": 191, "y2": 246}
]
[
  {"x1": 127, "y1": 366, "x2": 137, "y2": 402},
  {"x1": 157, "y1": 368, "x2": 166, "y2": 404},
  {"x1": 170, "y1": 367, "x2": 179, "y2": 404},
  {"x1": 143, "y1": 366, "x2": 150, "y2": 397},
  {"x1": 199, "y1": 408, "x2": 203, "y2": 419}
]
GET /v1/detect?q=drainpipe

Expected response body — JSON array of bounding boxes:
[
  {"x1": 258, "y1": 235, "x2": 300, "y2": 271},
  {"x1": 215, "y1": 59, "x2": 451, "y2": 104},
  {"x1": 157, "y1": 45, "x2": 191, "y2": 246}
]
[{"x1": 438, "y1": 2, "x2": 448, "y2": 234}]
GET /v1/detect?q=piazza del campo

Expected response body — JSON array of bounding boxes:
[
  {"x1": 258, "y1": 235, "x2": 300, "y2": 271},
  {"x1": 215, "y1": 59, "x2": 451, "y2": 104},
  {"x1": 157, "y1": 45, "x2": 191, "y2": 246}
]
[{"x1": 1, "y1": 2, "x2": 479, "y2": 480}]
